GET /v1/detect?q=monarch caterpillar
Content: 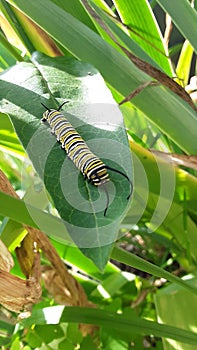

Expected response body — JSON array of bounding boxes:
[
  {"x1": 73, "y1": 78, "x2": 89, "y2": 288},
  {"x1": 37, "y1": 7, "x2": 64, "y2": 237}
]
[{"x1": 41, "y1": 101, "x2": 132, "y2": 216}]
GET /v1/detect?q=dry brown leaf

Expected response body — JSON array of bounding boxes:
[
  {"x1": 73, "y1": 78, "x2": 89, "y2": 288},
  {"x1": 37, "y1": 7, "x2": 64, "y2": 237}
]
[
  {"x1": 42, "y1": 265, "x2": 93, "y2": 307},
  {"x1": 42, "y1": 265, "x2": 73, "y2": 305},
  {"x1": 0, "y1": 171, "x2": 96, "y2": 333},
  {"x1": 0, "y1": 269, "x2": 41, "y2": 313},
  {"x1": 150, "y1": 150, "x2": 197, "y2": 170},
  {"x1": 0, "y1": 170, "x2": 93, "y2": 318},
  {"x1": 0, "y1": 240, "x2": 14, "y2": 272}
]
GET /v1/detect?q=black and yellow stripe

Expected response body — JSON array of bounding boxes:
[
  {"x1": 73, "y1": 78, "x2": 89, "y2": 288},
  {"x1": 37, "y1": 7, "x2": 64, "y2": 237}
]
[{"x1": 41, "y1": 102, "x2": 132, "y2": 216}]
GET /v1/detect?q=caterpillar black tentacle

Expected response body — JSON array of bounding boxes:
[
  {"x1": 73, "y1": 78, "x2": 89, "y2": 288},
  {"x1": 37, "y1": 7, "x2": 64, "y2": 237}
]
[
  {"x1": 41, "y1": 102, "x2": 132, "y2": 216},
  {"x1": 105, "y1": 165, "x2": 133, "y2": 200}
]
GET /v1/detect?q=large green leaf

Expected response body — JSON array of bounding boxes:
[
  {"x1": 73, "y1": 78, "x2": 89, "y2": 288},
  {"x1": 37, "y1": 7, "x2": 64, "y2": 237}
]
[
  {"x1": 5, "y1": 0, "x2": 197, "y2": 153},
  {"x1": 21, "y1": 306, "x2": 197, "y2": 345},
  {"x1": 0, "y1": 52, "x2": 132, "y2": 269}
]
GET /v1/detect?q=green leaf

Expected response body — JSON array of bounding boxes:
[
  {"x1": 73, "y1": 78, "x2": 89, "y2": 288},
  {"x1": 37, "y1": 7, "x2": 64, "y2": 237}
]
[
  {"x1": 51, "y1": 0, "x2": 97, "y2": 32},
  {"x1": 34, "y1": 324, "x2": 64, "y2": 344},
  {"x1": 51, "y1": 240, "x2": 120, "y2": 280},
  {"x1": 111, "y1": 246, "x2": 197, "y2": 296},
  {"x1": 5, "y1": 0, "x2": 197, "y2": 153},
  {"x1": 21, "y1": 305, "x2": 65, "y2": 326},
  {"x1": 21, "y1": 305, "x2": 197, "y2": 344},
  {"x1": 80, "y1": 335, "x2": 97, "y2": 350},
  {"x1": 0, "y1": 218, "x2": 26, "y2": 251},
  {"x1": 0, "y1": 53, "x2": 132, "y2": 270},
  {"x1": 0, "y1": 191, "x2": 70, "y2": 241},
  {"x1": 0, "y1": 184, "x2": 50, "y2": 250},
  {"x1": 0, "y1": 33, "x2": 21, "y2": 68},
  {"x1": 155, "y1": 276, "x2": 197, "y2": 349},
  {"x1": 112, "y1": 0, "x2": 172, "y2": 75},
  {"x1": 157, "y1": 0, "x2": 197, "y2": 54},
  {"x1": 59, "y1": 307, "x2": 197, "y2": 345},
  {"x1": 0, "y1": 113, "x2": 24, "y2": 155},
  {"x1": 0, "y1": 0, "x2": 34, "y2": 54},
  {"x1": 176, "y1": 40, "x2": 194, "y2": 86},
  {"x1": 90, "y1": 1, "x2": 169, "y2": 71}
]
